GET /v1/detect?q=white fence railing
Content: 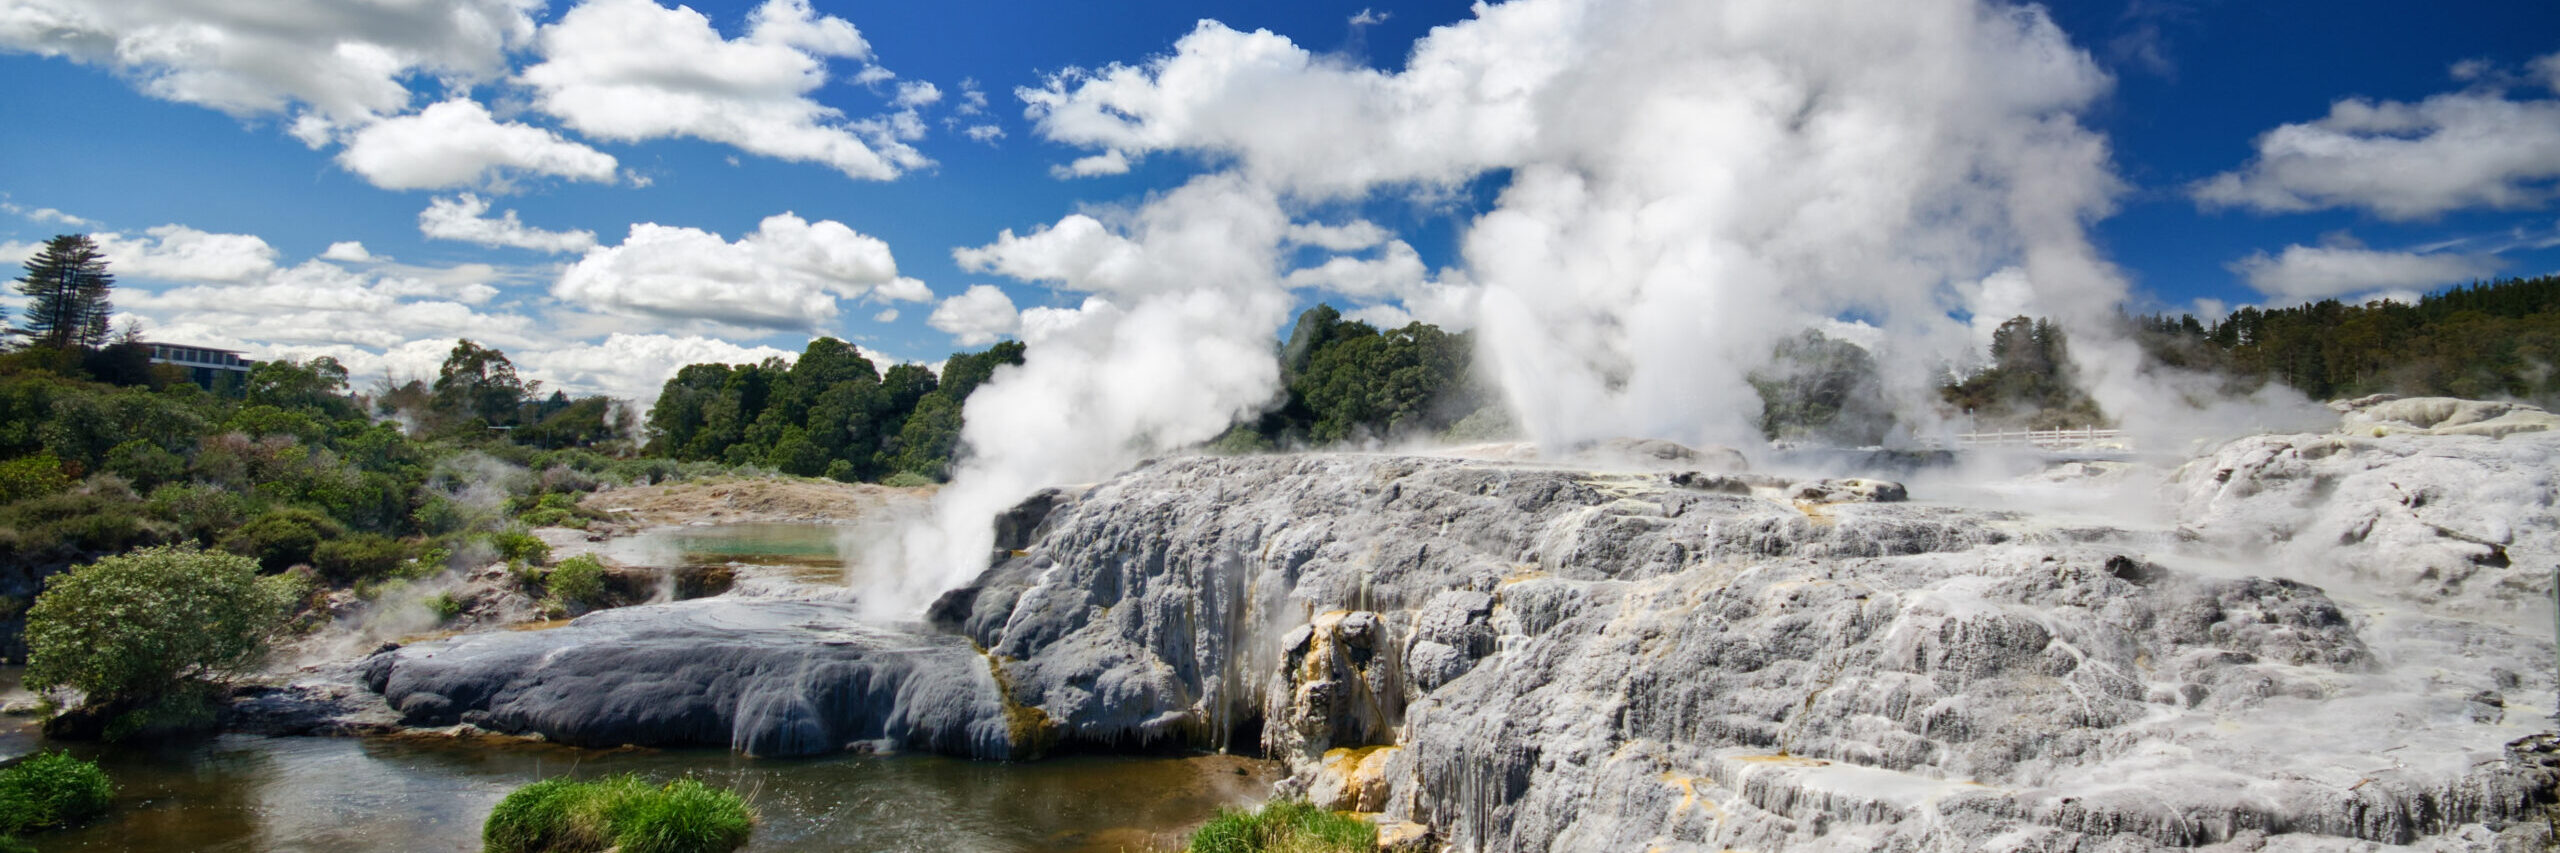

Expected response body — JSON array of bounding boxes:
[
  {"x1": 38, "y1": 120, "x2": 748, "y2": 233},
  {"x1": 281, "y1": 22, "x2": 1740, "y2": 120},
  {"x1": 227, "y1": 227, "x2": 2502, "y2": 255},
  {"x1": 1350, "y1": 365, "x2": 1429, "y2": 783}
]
[{"x1": 1951, "y1": 427, "x2": 2121, "y2": 449}]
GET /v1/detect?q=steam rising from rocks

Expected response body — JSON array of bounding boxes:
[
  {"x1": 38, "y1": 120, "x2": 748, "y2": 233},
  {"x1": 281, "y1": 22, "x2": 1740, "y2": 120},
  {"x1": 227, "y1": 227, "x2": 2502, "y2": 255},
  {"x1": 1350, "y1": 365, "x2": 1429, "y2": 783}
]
[{"x1": 884, "y1": 0, "x2": 2325, "y2": 611}]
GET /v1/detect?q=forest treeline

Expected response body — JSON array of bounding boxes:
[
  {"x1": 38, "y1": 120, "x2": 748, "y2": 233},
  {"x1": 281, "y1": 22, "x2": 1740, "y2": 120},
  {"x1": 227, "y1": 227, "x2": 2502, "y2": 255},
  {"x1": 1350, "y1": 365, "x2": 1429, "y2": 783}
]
[
  {"x1": 2128, "y1": 274, "x2": 2560, "y2": 404},
  {"x1": 642, "y1": 338, "x2": 1022, "y2": 483}
]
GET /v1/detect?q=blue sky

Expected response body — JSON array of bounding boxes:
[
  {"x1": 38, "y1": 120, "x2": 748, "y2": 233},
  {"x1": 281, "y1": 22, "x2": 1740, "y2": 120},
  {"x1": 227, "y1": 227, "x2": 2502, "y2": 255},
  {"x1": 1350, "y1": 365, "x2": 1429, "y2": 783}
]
[{"x1": 1, "y1": 0, "x2": 2556, "y2": 405}]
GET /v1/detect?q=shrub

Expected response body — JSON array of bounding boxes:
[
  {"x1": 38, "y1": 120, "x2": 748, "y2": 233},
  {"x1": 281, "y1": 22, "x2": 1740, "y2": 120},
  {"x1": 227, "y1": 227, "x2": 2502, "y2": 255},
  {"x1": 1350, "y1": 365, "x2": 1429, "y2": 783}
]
[
  {"x1": 484, "y1": 774, "x2": 752, "y2": 853},
  {"x1": 516, "y1": 493, "x2": 588, "y2": 529},
  {"x1": 220, "y1": 507, "x2": 346, "y2": 572},
  {"x1": 1186, "y1": 800, "x2": 1374, "y2": 853},
  {"x1": 877, "y1": 470, "x2": 936, "y2": 489},
  {"x1": 492, "y1": 528, "x2": 551, "y2": 566},
  {"x1": 0, "y1": 453, "x2": 72, "y2": 505},
  {"x1": 0, "y1": 751, "x2": 113, "y2": 836},
  {"x1": 312, "y1": 533, "x2": 410, "y2": 583},
  {"x1": 0, "y1": 480, "x2": 172, "y2": 560},
  {"x1": 24, "y1": 546, "x2": 299, "y2": 738},
  {"x1": 428, "y1": 591, "x2": 463, "y2": 622},
  {"x1": 144, "y1": 483, "x2": 245, "y2": 545},
  {"x1": 101, "y1": 440, "x2": 186, "y2": 490},
  {"x1": 544, "y1": 554, "x2": 608, "y2": 609}
]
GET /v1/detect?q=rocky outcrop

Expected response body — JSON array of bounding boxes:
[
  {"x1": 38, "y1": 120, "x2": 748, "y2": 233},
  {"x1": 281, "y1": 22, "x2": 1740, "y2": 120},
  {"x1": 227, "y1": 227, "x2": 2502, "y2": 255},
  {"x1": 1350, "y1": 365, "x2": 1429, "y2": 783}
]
[
  {"x1": 343, "y1": 418, "x2": 2557, "y2": 850},
  {"x1": 357, "y1": 597, "x2": 1016, "y2": 758},
  {"x1": 2172, "y1": 403, "x2": 2559, "y2": 619},
  {"x1": 2332, "y1": 394, "x2": 2560, "y2": 439},
  {"x1": 933, "y1": 439, "x2": 2556, "y2": 850}
]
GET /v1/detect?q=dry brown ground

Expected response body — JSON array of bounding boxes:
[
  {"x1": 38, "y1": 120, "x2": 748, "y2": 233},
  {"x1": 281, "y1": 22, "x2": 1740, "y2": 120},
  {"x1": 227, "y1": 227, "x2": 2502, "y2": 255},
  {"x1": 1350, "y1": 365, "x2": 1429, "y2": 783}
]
[{"x1": 578, "y1": 476, "x2": 936, "y2": 528}]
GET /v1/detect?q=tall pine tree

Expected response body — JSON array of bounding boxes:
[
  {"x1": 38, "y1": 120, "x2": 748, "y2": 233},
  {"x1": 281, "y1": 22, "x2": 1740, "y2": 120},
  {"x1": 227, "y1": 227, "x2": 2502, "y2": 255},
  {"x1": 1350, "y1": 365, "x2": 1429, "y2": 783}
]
[{"x1": 14, "y1": 234, "x2": 115, "y2": 349}]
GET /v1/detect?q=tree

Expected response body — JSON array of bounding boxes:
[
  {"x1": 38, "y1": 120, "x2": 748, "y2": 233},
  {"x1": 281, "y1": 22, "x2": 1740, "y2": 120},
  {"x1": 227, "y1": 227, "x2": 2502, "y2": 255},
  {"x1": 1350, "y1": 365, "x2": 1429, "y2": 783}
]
[
  {"x1": 246, "y1": 356, "x2": 356, "y2": 418},
  {"x1": 24, "y1": 545, "x2": 300, "y2": 739},
  {"x1": 431, "y1": 339, "x2": 530, "y2": 427},
  {"x1": 14, "y1": 235, "x2": 115, "y2": 350},
  {"x1": 1750, "y1": 330, "x2": 1892, "y2": 444}
]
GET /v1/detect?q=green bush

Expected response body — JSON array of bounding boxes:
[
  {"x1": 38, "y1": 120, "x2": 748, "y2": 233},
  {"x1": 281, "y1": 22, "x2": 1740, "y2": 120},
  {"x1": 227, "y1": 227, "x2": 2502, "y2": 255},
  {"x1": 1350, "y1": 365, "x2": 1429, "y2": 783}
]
[
  {"x1": 0, "y1": 453, "x2": 72, "y2": 504},
  {"x1": 515, "y1": 493, "x2": 588, "y2": 529},
  {"x1": 312, "y1": 533, "x2": 410, "y2": 582},
  {"x1": 101, "y1": 440, "x2": 186, "y2": 489},
  {"x1": 0, "y1": 751, "x2": 113, "y2": 836},
  {"x1": 484, "y1": 774, "x2": 752, "y2": 853},
  {"x1": 144, "y1": 482, "x2": 245, "y2": 545},
  {"x1": 1186, "y1": 800, "x2": 1373, "y2": 853},
  {"x1": 544, "y1": 554, "x2": 608, "y2": 609},
  {"x1": 429, "y1": 591, "x2": 464, "y2": 622},
  {"x1": 492, "y1": 528, "x2": 551, "y2": 565},
  {"x1": 877, "y1": 470, "x2": 936, "y2": 489},
  {"x1": 0, "y1": 481, "x2": 173, "y2": 560},
  {"x1": 220, "y1": 507, "x2": 346, "y2": 572},
  {"x1": 24, "y1": 546, "x2": 300, "y2": 736}
]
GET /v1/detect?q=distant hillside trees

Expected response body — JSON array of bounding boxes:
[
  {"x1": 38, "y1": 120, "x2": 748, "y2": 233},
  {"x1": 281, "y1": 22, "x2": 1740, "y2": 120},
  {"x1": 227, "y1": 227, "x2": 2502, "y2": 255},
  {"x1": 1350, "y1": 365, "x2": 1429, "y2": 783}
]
[
  {"x1": 13, "y1": 235, "x2": 116, "y2": 350},
  {"x1": 2131, "y1": 274, "x2": 2560, "y2": 404},
  {"x1": 645, "y1": 339, "x2": 1024, "y2": 482}
]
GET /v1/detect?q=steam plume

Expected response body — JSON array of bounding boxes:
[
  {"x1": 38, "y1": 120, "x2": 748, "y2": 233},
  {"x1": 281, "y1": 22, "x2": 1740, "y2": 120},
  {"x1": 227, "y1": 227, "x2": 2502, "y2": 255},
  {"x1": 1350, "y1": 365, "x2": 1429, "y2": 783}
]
[{"x1": 877, "y1": 0, "x2": 2324, "y2": 613}]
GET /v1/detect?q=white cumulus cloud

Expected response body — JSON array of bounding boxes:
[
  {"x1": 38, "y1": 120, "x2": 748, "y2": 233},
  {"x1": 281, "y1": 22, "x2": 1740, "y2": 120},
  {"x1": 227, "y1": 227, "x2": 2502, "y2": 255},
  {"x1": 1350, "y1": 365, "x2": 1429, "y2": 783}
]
[
  {"x1": 927, "y1": 284, "x2": 1020, "y2": 345},
  {"x1": 94, "y1": 225, "x2": 280, "y2": 282},
  {"x1": 337, "y1": 99, "x2": 618, "y2": 191},
  {"x1": 954, "y1": 174, "x2": 1288, "y2": 298},
  {"x1": 0, "y1": 0, "x2": 537, "y2": 124},
  {"x1": 556, "y1": 212, "x2": 913, "y2": 330},
  {"x1": 2195, "y1": 57, "x2": 2560, "y2": 220},
  {"x1": 2230, "y1": 244, "x2": 2502, "y2": 302},
  {"x1": 1284, "y1": 219, "x2": 1390, "y2": 251},
  {"x1": 522, "y1": 0, "x2": 926, "y2": 180},
  {"x1": 321, "y1": 241, "x2": 375, "y2": 262},
  {"x1": 420, "y1": 194, "x2": 600, "y2": 254},
  {"x1": 515, "y1": 333, "x2": 797, "y2": 407}
]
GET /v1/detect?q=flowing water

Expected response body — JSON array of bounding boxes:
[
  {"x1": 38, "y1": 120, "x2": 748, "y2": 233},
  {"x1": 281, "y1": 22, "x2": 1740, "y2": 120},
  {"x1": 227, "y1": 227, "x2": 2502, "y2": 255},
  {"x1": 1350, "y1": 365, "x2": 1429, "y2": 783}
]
[{"x1": 5, "y1": 523, "x2": 1282, "y2": 852}]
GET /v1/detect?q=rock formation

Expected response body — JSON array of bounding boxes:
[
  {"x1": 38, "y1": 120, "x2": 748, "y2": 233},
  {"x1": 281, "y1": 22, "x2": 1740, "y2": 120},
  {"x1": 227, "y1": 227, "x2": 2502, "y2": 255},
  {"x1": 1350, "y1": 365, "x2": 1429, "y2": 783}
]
[{"x1": 352, "y1": 398, "x2": 2560, "y2": 849}]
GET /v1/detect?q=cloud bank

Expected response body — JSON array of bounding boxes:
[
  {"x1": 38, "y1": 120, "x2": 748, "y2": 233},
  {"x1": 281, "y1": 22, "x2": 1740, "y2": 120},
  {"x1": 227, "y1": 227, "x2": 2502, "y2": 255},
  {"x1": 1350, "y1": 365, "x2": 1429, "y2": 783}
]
[
  {"x1": 555, "y1": 212, "x2": 928, "y2": 330},
  {"x1": 2195, "y1": 54, "x2": 2560, "y2": 220}
]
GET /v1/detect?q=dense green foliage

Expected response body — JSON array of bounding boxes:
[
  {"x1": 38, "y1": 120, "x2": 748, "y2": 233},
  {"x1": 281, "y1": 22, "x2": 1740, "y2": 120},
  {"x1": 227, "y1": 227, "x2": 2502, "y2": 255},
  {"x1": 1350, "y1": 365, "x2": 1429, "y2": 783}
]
[
  {"x1": 23, "y1": 546, "x2": 300, "y2": 736},
  {"x1": 0, "y1": 356, "x2": 630, "y2": 576},
  {"x1": 0, "y1": 751, "x2": 113, "y2": 846},
  {"x1": 483, "y1": 774, "x2": 753, "y2": 853},
  {"x1": 2131, "y1": 274, "x2": 2560, "y2": 404},
  {"x1": 1185, "y1": 799, "x2": 1374, "y2": 853},
  {"x1": 646, "y1": 338, "x2": 1023, "y2": 481},
  {"x1": 1218, "y1": 305, "x2": 1490, "y2": 449}
]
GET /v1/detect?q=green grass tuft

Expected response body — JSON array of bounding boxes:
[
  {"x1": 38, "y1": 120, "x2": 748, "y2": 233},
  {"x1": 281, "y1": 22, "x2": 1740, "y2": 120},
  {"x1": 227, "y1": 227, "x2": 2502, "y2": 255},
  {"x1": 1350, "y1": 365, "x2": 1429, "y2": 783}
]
[
  {"x1": 0, "y1": 750, "x2": 114, "y2": 842},
  {"x1": 483, "y1": 774, "x2": 752, "y2": 853},
  {"x1": 1186, "y1": 799, "x2": 1373, "y2": 853}
]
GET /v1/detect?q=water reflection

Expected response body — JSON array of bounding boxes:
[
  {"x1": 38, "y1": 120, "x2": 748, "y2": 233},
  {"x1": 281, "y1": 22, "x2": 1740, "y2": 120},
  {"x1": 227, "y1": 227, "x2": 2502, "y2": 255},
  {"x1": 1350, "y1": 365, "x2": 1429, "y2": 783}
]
[{"x1": 32, "y1": 734, "x2": 1275, "y2": 852}]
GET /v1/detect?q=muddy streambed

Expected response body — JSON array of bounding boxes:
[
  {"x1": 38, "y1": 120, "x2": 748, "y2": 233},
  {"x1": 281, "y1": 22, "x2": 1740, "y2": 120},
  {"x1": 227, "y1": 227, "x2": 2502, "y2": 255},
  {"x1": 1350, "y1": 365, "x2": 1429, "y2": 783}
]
[{"x1": 5, "y1": 522, "x2": 1282, "y2": 851}]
